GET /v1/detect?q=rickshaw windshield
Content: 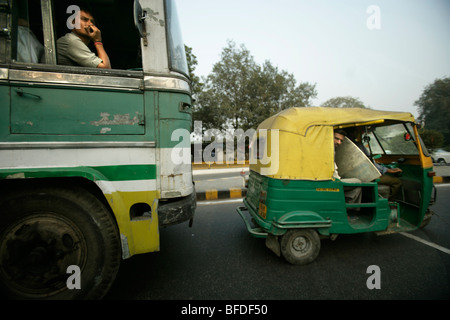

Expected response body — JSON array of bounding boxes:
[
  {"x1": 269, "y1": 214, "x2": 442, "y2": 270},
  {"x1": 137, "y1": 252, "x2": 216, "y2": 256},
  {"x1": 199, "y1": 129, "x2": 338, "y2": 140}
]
[{"x1": 366, "y1": 123, "x2": 419, "y2": 155}]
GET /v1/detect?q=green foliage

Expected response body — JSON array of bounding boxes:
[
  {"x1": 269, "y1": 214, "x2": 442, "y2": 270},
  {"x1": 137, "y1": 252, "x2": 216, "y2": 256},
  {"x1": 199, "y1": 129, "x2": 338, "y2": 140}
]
[
  {"x1": 415, "y1": 77, "x2": 450, "y2": 146},
  {"x1": 184, "y1": 45, "x2": 204, "y2": 103},
  {"x1": 321, "y1": 96, "x2": 369, "y2": 109},
  {"x1": 419, "y1": 129, "x2": 444, "y2": 152},
  {"x1": 192, "y1": 41, "x2": 317, "y2": 131}
]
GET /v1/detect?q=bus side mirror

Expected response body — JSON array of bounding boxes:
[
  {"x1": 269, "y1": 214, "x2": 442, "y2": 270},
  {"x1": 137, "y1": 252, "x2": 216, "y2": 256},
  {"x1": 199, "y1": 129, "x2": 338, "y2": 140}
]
[{"x1": 134, "y1": 0, "x2": 148, "y2": 46}]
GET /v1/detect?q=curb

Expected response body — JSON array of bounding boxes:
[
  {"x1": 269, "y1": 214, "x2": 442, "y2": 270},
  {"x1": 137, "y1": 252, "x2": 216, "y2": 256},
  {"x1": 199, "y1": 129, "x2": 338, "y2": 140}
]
[
  {"x1": 196, "y1": 188, "x2": 247, "y2": 201},
  {"x1": 434, "y1": 176, "x2": 450, "y2": 184},
  {"x1": 195, "y1": 177, "x2": 449, "y2": 202},
  {"x1": 195, "y1": 180, "x2": 450, "y2": 202}
]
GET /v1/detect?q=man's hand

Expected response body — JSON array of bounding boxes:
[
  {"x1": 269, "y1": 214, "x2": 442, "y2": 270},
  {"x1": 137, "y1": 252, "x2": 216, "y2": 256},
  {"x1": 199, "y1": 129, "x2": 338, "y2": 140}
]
[
  {"x1": 83, "y1": 24, "x2": 110, "y2": 69},
  {"x1": 387, "y1": 167, "x2": 402, "y2": 174},
  {"x1": 85, "y1": 24, "x2": 102, "y2": 43}
]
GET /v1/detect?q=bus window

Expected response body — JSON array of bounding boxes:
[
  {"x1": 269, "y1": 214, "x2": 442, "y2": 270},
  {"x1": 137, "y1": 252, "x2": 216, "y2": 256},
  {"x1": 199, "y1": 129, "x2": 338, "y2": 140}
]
[
  {"x1": 14, "y1": 0, "x2": 45, "y2": 64},
  {"x1": 54, "y1": 0, "x2": 142, "y2": 70}
]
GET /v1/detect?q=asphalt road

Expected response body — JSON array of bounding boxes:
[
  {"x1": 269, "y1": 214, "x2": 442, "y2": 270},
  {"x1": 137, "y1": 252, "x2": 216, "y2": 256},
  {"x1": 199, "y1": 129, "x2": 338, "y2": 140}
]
[
  {"x1": 105, "y1": 184, "x2": 450, "y2": 301},
  {"x1": 193, "y1": 168, "x2": 248, "y2": 193}
]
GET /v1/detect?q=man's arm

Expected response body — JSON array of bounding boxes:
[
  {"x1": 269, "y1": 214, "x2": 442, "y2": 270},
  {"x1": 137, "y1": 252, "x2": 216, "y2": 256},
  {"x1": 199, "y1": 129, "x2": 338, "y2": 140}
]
[
  {"x1": 87, "y1": 25, "x2": 111, "y2": 69},
  {"x1": 93, "y1": 41, "x2": 111, "y2": 69}
]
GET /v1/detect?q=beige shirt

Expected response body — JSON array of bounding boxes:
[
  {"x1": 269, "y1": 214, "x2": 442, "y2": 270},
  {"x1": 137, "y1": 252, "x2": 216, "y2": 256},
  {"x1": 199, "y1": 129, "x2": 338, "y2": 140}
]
[{"x1": 57, "y1": 32, "x2": 102, "y2": 68}]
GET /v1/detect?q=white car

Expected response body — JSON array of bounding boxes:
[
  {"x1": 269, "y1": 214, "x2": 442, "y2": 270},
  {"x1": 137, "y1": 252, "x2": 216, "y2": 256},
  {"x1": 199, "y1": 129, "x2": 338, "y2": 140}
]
[{"x1": 432, "y1": 149, "x2": 450, "y2": 164}]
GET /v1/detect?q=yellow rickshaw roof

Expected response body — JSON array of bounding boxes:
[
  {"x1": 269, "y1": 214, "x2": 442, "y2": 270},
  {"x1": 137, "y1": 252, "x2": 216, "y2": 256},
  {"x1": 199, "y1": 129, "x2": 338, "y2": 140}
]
[
  {"x1": 252, "y1": 107, "x2": 417, "y2": 180},
  {"x1": 258, "y1": 107, "x2": 416, "y2": 135}
]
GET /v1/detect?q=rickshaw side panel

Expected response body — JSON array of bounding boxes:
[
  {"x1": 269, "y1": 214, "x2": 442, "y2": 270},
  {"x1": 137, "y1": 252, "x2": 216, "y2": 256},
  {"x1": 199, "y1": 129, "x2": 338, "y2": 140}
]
[{"x1": 246, "y1": 170, "x2": 391, "y2": 236}]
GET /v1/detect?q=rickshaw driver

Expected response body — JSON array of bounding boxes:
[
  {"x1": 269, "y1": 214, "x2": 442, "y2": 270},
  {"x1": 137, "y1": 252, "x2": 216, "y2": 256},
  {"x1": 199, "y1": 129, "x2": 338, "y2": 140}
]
[{"x1": 333, "y1": 130, "x2": 362, "y2": 205}]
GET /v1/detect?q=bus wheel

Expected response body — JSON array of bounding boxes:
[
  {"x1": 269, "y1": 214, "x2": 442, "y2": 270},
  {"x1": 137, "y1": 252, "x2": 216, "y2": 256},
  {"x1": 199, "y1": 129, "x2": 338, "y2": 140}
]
[
  {"x1": 280, "y1": 229, "x2": 320, "y2": 265},
  {"x1": 0, "y1": 186, "x2": 121, "y2": 299}
]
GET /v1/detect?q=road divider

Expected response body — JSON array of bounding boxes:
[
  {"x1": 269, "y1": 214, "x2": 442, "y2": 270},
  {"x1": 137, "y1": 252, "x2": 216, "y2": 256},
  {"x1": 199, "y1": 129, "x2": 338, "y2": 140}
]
[
  {"x1": 193, "y1": 166, "x2": 449, "y2": 203},
  {"x1": 196, "y1": 188, "x2": 247, "y2": 201},
  {"x1": 433, "y1": 176, "x2": 450, "y2": 184}
]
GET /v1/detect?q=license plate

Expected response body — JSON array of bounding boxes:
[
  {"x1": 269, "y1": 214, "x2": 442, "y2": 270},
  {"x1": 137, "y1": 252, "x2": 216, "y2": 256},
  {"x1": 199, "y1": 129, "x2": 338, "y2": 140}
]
[{"x1": 258, "y1": 203, "x2": 267, "y2": 219}]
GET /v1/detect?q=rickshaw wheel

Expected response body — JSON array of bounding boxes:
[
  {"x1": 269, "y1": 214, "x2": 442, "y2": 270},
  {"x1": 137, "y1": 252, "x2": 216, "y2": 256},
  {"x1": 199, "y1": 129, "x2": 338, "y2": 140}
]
[{"x1": 280, "y1": 229, "x2": 320, "y2": 265}]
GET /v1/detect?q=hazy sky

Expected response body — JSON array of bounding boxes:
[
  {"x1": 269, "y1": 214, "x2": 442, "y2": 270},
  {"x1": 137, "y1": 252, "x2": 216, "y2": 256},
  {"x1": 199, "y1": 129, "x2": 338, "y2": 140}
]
[{"x1": 176, "y1": 0, "x2": 450, "y2": 118}]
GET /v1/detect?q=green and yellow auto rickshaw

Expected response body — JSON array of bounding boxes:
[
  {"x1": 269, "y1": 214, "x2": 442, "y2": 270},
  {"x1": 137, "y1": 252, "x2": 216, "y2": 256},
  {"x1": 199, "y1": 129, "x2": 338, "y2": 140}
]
[{"x1": 237, "y1": 107, "x2": 436, "y2": 265}]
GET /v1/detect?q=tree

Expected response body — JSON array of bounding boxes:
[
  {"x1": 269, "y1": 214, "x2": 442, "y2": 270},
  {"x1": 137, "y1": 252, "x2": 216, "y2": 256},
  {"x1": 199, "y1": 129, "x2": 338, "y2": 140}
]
[
  {"x1": 321, "y1": 96, "x2": 369, "y2": 109},
  {"x1": 415, "y1": 77, "x2": 450, "y2": 146},
  {"x1": 419, "y1": 129, "x2": 444, "y2": 152},
  {"x1": 194, "y1": 40, "x2": 317, "y2": 131},
  {"x1": 185, "y1": 45, "x2": 203, "y2": 104}
]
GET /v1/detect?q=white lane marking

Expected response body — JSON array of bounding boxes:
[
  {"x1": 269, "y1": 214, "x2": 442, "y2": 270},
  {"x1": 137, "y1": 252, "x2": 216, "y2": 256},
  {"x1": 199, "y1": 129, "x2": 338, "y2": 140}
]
[
  {"x1": 400, "y1": 232, "x2": 450, "y2": 255},
  {"x1": 434, "y1": 183, "x2": 450, "y2": 188}
]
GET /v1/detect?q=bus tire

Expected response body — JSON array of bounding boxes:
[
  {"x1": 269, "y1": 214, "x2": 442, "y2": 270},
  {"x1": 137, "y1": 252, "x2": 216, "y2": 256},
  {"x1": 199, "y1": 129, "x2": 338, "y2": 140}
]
[
  {"x1": 280, "y1": 229, "x2": 320, "y2": 265},
  {"x1": 0, "y1": 186, "x2": 121, "y2": 299}
]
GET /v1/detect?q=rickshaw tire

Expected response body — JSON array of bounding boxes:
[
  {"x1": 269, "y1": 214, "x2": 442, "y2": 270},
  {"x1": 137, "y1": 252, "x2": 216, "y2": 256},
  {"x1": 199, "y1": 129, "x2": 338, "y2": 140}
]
[
  {"x1": 280, "y1": 229, "x2": 320, "y2": 265},
  {"x1": 419, "y1": 209, "x2": 434, "y2": 229}
]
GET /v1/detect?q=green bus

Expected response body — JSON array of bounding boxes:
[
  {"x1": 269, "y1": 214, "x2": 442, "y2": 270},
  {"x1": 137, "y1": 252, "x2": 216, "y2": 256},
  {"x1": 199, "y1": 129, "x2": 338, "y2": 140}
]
[{"x1": 0, "y1": 0, "x2": 195, "y2": 299}]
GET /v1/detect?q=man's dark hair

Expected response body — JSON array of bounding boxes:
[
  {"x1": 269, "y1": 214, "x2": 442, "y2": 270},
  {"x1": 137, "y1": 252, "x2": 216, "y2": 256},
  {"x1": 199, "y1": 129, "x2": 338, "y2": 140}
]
[
  {"x1": 335, "y1": 129, "x2": 347, "y2": 136},
  {"x1": 72, "y1": 1, "x2": 95, "y2": 17}
]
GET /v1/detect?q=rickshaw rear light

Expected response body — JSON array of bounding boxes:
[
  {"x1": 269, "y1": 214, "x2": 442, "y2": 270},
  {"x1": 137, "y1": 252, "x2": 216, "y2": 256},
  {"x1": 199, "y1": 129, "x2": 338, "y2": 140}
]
[
  {"x1": 259, "y1": 191, "x2": 267, "y2": 202},
  {"x1": 427, "y1": 171, "x2": 436, "y2": 177}
]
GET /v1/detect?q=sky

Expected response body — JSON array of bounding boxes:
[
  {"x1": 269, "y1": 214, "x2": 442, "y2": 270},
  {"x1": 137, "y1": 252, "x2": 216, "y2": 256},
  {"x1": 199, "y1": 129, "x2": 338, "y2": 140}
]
[{"x1": 176, "y1": 0, "x2": 450, "y2": 118}]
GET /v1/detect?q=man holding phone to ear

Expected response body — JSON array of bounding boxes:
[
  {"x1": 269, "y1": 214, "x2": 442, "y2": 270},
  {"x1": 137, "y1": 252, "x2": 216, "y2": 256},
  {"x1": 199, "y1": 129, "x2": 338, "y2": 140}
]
[{"x1": 57, "y1": 6, "x2": 111, "y2": 69}]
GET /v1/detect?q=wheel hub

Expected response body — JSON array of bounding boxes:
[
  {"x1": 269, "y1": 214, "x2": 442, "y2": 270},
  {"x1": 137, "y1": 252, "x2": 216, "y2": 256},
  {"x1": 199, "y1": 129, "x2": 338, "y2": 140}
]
[
  {"x1": 292, "y1": 236, "x2": 309, "y2": 253},
  {"x1": 0, "y1": 214, "x2": 86, "y2": 297}
]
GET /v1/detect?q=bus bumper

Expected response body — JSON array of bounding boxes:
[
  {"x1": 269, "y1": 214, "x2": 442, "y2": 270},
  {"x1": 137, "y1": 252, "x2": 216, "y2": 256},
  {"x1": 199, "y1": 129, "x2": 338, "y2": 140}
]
[{"x1": 158, "y1": 192, "x2": 196, "y2": 227}]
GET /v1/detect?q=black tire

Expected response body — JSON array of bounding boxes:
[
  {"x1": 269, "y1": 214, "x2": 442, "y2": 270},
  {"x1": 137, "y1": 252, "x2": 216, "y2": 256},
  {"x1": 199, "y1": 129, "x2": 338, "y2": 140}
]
[
  {"x1": 0, "y1": 186, "x2": 121, "y2": 299},
  {"x1": 280, "y1": 229, "x2": 321, "y2": 265}
]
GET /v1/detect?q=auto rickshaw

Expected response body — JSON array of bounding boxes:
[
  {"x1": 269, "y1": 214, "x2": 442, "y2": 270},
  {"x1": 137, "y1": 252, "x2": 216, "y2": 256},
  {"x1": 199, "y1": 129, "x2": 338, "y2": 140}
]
[{"x1": 237, "y1": 107, "x2": 436, "y2": 265}]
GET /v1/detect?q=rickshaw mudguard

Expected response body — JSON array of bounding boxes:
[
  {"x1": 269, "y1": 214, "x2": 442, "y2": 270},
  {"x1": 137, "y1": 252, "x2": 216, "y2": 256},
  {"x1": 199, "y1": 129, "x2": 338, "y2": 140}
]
[
  {"x1": 237, "y1": 199, "x2": 332, "y2": 238},
  {"x1": 272, "y1": 211, "x2": 332, "y2": 231}
]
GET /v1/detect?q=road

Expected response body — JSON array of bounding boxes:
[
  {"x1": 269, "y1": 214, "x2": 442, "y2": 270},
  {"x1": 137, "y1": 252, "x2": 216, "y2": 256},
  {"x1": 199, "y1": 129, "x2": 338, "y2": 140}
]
[
  {"x1": 193, "y1": 168, "x2": 248, "y2": 193},
  {"x1": 105, "y1": 184, "x2": 450, "y2": 301}
]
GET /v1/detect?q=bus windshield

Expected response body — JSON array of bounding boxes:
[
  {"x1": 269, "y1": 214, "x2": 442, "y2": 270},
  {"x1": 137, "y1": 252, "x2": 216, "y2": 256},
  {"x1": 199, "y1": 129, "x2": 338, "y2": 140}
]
[{"x1": 165, "y1": 0, "x2": 189, "y2": 77}]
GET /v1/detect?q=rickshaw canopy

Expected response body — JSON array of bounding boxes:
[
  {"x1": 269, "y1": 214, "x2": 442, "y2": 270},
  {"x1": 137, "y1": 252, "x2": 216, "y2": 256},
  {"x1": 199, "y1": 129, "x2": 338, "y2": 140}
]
[{"x1": 251, "y1": 107, "x2": 416, "y2": 180}]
